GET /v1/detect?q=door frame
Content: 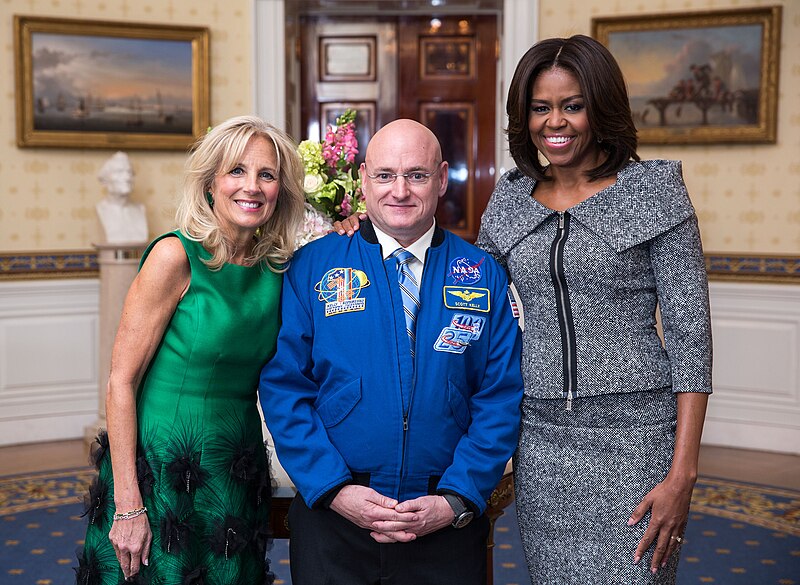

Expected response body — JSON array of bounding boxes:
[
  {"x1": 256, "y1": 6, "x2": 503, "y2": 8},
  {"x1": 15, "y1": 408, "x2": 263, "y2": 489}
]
[{"x1": 253, "y1": 0, "x2": 540, "y2": 179}]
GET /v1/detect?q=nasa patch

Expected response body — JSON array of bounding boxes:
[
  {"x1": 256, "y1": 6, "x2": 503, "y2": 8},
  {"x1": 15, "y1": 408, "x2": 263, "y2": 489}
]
[{"x1": 447, "y1": 256, "x2": 484, "y2": 285}]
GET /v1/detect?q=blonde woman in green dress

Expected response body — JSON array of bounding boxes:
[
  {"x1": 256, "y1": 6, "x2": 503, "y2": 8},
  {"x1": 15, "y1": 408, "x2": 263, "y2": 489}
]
[{"x1": 78, "y1": 116, "x2": 304, "y2": 585}]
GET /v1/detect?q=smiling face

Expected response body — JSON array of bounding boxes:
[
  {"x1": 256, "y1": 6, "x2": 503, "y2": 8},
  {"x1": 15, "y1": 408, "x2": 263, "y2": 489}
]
[
  {"x1": 210, "y1": 135, "x2": 280, "y2": 242},
  {"x1": 528, "y1": 66, "x2": 604, "y2": 173},
  {"x1": 360, "y1": 119, "x2": 448, "y2": 247}
]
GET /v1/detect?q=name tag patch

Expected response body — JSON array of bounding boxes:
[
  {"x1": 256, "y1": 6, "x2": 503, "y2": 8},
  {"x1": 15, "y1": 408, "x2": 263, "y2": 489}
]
[
  {"x1": 315, "y1": 267, "x2": 370, "y2": 317},
  {"x1": 443, "y1": 286, "x2": 490, "y2": 313}
]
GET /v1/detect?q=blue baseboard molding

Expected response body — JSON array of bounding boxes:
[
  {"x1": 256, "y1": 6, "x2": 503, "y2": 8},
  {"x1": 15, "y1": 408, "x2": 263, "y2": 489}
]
[
  {"x1": 0, "y1": 251, "x2": 98, "y2": 280},
  {"x1": 705, "y1": 253, "x2": 800, "y2": 283}
]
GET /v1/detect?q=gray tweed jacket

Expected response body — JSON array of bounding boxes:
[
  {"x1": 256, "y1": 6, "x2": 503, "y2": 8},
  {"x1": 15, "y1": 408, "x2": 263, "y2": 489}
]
[{"x1": 476, "y1": 160, "x2": 712, "y2": 401}]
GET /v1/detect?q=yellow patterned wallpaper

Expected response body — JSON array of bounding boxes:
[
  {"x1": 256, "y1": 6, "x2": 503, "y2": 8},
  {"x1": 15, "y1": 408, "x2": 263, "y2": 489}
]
[
  {"x1": 539, "y1": 0, "x2": 799, "y2": 254},
  {"x1": 0, "y1": 0, "x2": 797, "y2": 257},
  {"x1": 0, "y1": 0, "x2": 252, "y2": 252}
]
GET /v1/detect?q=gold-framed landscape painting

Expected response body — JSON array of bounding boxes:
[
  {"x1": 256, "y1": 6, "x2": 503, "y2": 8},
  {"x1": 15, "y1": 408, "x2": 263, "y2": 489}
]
[
  {"x1": 14, "y1": 15, "x2": 209, "y2": 150},
  {"x1": 592, "y1": 6, "x2": 781, "y2": 144}
]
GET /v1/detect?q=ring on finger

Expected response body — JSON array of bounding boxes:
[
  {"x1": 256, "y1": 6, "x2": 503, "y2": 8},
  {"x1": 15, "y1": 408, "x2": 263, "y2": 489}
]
[{"x1": 670, "y1": 535, "x2": 683, "y2": 543}]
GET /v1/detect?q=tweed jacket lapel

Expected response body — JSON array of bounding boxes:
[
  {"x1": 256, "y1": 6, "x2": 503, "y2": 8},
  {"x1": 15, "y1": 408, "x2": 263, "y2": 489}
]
[
  {"x1": 485, "y1": 160, "x2": 696, "y2": 256},
  {"x1": 570, "y1": 160, "x2": 696, "y2": 252}
]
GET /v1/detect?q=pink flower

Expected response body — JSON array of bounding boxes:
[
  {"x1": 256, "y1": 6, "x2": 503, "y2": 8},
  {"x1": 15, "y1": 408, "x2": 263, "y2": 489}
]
[
  {"x1": 341, "y1": 194, "x2": 353, "y2": 216},
  {"x1": 322, "y1": 121, "x2": 359, "y2": 172},
  {"x1": 295, "y1": 108, "x2": 362, "y2": 244}
]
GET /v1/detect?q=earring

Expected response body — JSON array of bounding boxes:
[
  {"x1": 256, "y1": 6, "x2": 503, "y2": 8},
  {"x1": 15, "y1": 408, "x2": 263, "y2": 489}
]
[
  {"x1": 205, "y1": 191, "x2": 214, "y2": 208},
  {"x1": 596, "y1": 136, "x2": 603, "y2": 143},
  {"x1": 255, "y1": 226, "x2": 263, "y2": 238}
]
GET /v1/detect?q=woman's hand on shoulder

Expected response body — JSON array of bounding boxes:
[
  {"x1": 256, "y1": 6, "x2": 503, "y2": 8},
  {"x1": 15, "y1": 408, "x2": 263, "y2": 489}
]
[{"x1": 333, "y1": 212, "x2": 368, "y2": 236}]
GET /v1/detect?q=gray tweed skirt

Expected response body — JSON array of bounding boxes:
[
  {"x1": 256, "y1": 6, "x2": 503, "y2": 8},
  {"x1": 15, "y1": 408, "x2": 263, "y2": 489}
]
[{"x1": 514, "y1": 389, "x2": 680, "y2": 584}]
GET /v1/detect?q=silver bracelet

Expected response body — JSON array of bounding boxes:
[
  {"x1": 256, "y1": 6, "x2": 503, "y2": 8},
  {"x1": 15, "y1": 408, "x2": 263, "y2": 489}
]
[{"x1": 113, "y1": 506, "x2": 147, "y2": 521}]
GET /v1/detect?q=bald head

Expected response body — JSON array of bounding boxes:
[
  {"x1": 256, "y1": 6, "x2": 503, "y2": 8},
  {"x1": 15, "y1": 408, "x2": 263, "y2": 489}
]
[
  {"x1": 366, "y1": 119, "x2": 442, "y2": 166},
  {"x1": 360, "y1": 119, "x2": 448, "y2": 247}
]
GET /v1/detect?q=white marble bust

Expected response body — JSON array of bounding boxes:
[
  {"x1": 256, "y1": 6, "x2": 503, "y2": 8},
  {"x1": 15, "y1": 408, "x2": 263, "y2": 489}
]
[{"x1": 96, "y1": 151, "x2": 148, "y2": 244}]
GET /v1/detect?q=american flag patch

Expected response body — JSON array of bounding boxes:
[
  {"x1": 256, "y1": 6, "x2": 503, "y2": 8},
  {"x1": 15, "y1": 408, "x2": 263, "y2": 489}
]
[{"x1": 507, "y1": 286, "x2": 520, "y2": 318}]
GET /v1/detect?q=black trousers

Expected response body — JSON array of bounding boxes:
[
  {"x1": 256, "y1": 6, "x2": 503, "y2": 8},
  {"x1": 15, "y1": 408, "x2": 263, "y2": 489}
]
[{"x1": 287, "y1": 494, "x2": 489, "y2": 585}]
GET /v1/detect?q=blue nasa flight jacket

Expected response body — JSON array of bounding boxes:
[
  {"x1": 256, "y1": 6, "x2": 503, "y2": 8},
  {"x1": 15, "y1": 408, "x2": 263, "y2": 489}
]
[{"x1": 259, "y1": 221, "x2": 523, "y2": 514}]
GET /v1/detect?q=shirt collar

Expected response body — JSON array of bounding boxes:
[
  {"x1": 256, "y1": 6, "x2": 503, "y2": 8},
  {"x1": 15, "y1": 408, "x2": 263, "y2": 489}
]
[{"x1": 374, "y1": 221, "x2": 436, "y2": 263}]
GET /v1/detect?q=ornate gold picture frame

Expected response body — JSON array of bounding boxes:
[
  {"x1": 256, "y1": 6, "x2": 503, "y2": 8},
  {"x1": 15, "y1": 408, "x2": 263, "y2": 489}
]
[
  {"x1": 592, "y1": 7, "x2": 781, "y2": 144},
  {"x1": 14, "y1": 15, "x2": 209, "y2": 150}
]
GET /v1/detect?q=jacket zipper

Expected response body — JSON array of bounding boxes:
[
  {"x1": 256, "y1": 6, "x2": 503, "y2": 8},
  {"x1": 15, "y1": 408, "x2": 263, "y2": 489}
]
[
  {"x1": 399, "y1": 248, "x2": 427, "y2": 494},
  {"x1": 550, "y1": 211, "x2": 578, "y2": 410}
]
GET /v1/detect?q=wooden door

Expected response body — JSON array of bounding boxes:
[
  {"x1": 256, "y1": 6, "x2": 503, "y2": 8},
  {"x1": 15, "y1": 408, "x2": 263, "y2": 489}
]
[
  {"x1": 398, "y1": 15, "x2": 497, "y2": 241},
  {"x1": 300, "y1": 17, "x2": 398, "y2": 167},
  {"x1": 300, "y1": 14, "x2": 497, "y2": 241}
]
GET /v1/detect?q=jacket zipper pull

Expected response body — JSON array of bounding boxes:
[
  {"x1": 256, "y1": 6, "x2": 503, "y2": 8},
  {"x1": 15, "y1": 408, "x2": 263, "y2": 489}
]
[
  {"x1": 558, "y1": 211, "x2": 565, "y2": 230},
  {"x1": 403, "y1": 415, "x2": 409, "y2": 431},
  {"x1": 566, "y1": 389, "x2": 573, "y2": 411}
]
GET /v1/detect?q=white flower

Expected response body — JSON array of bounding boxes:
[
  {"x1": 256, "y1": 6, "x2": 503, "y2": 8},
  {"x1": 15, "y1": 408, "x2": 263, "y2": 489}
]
[
  {"x1": 303, "y1": 173, "x2": 325, "y2": 194},
  {"x1": 295, "y1": 203, "x2": 334, "y2": 249}
]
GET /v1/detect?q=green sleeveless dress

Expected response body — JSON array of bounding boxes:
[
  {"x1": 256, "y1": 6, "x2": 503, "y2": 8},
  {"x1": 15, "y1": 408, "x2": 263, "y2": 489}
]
[{"x1": 79, "y1": 231, "x2": 282, "y2": 585}]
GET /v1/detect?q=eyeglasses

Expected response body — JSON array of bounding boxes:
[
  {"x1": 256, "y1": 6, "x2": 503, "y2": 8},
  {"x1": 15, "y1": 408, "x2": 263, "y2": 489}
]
[{"x1": 365, "y1": 163, "x2": 441, "y2": 185}]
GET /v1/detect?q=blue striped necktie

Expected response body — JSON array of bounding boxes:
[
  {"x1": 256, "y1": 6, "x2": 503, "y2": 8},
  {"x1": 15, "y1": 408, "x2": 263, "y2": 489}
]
[{"x1": 391, "y1": 248, "x2": 420, "y2": 356}]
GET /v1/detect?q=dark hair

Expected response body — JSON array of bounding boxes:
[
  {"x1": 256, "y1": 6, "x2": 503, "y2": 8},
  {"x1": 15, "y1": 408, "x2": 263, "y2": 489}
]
[{"x1": 506, "y1": 34, "x2": 639, "y2": 182}]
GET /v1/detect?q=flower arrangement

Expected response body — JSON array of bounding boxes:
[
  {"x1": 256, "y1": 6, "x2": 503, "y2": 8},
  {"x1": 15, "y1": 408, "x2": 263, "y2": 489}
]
[{"x1": 296, "y1": 109, "x2": 365, "y2": 247}]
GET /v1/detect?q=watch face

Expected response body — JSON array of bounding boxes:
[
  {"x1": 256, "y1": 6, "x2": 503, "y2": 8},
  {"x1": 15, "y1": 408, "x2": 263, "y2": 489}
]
[{"x1": 453, "y1": 511, "x2": 474, "y2": 529}]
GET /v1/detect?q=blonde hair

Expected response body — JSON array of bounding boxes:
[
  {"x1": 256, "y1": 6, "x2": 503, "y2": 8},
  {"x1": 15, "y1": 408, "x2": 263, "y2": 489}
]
[{"x1": 176, "y1": 115, "x2": 305, "y2": 271}]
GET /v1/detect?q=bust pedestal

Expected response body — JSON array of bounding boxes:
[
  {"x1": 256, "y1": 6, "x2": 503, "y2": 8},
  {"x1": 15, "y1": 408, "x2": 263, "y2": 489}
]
[{"x1": 84, "y1": 242, "x2": 146, "y2": 447}]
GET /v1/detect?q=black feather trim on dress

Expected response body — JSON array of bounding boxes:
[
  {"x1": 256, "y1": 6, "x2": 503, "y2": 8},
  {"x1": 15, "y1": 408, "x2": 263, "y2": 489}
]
[
  {"x1": 253, "y1": 466, "x2": 272, "y2": 507},
  {"x1": 166, "y1": 454, "x2": 206, "y2": 494},
  {"x1": 182, "y1": 565, "x2": 208, "y2": 585},
  {"x1": 264, "y1": 440, "x2": 279, "y2": 496},
  {"x1": 229, "y1": 444, "x2": 259, "y2": 483},
  {"x1": 122, "y1": 572, "x2": 147, "y2": 585},
  {"x1": 81, "y1": 477, "x2": 109, "y2": 528},
  {"x1": 73, "y1": 547, "x2": 102, "y2": 585},
  {"x1": 159, "y1": 503, "x2": 195, "y2": 555},
  {"x1": 201, "y1": 409, "x2": 269, "y2": 488},
  {"x1": 262, "y1": 559, "x2": 276, "y2": 585},
  {"x1": 89, "y1": 430, "x2": 110, "y2": 470},
  {"x1": 251, "y1": 518, "x2": 271, "y2": 557},
  {"x1": 136, "y1": 454, "x2": 155, "y2": 497},
  {"x1": 208, "y1": 515, "x2": 253, "y2": 560},
  {"x1": 165, "y1": 424, "x2": 207, "y2": 495}
]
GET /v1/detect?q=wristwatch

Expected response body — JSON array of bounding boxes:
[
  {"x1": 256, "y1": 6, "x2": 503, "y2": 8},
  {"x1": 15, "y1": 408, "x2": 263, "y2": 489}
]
[{"x1": 442, "y1": 493, "x2": 474, "y2": 529}]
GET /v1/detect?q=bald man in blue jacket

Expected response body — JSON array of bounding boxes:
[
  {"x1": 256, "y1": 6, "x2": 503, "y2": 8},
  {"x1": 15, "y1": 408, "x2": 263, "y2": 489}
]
[{"x1": 259, "y1": 119, "x2": 523, "y2": 585}]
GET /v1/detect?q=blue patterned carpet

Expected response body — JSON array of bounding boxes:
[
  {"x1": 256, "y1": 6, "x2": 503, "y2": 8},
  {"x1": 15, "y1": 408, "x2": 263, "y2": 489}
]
[{"x1": 1, "y1": 468, "x2": 798, "y2": 584}]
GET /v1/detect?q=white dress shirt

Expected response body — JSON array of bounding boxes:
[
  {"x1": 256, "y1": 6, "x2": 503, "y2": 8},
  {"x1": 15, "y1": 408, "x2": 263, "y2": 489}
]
[{"x1": 372, "y1": 221, "x2": 436, "y2": 286}]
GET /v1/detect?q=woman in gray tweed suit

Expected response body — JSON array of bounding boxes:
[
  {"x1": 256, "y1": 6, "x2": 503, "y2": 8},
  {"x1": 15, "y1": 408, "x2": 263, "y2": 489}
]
[{"x1": 474, "y1": 35, "x2": 712, "y2": 583}]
